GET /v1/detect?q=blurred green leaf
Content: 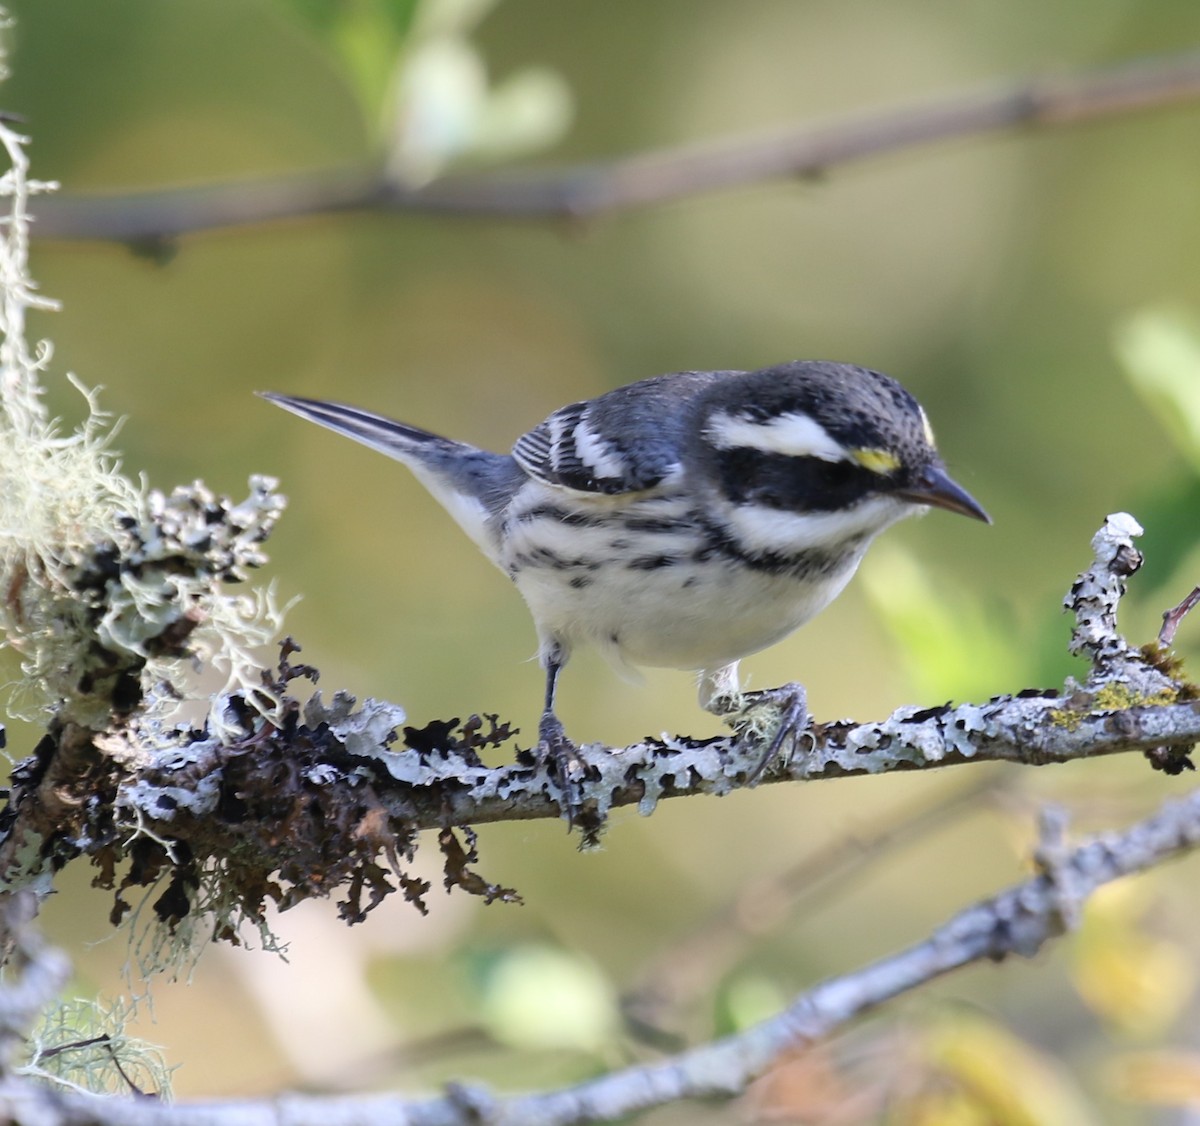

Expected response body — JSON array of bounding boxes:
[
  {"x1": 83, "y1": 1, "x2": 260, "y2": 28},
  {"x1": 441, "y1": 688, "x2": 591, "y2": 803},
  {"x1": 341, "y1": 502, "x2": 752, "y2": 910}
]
[
  {"x1": 1107, "y1": 1051, "x2": 1200, "y2": 1110},
  {"x1": 1028, "y1": 602, "x2": 1084, "y2": 688},
  {"x1": 906, "y1": 1010, "x2": 1094, "y2": 1126},
  {"x1": 477, "y1": 944, "x2": 619, "y2": 1054},
  {"x1": 411, "y1": 0, "x2": 497, "y2": 38},
  {"x1": 278, "y1": 0, "x2": 420, "y2": 121},
  {"x1": 861, "y1": 543, "x2": 1027, "y2": 700},
  {"x1": 1113, "y1": 308, "x2": 1200, "y2": 601},
  {"x1": 385, "y1": 35, "x2": 572, "y2": 184},
  {"x1": 280, "y1": 0, "x2": 572, "y2": 177},
  {"x1": 1114, "y1": 308, "x2": 1200, "y2": 473},
  {"x1": 1125, "y1": 472, "x2": 1200, "y2": 596},
  {"x1": 283, "y1": 0, "x2": 419, "y2": 37},
  {"x1": 714, "y1": 972, "x2": 787, "y2": 1036}
]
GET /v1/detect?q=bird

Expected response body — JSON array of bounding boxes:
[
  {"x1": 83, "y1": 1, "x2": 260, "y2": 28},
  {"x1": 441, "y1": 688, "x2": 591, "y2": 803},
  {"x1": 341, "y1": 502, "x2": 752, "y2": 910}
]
[{"x1": 261, "y1": 360, "x2": 989, "y2": 820}]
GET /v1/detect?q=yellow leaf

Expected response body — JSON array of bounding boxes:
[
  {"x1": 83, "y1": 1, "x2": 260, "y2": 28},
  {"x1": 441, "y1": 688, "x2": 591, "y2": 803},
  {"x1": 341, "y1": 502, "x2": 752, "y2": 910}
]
[
  {"x1": 911, "y1": 1010, "x2": 1094, "y2": 1126},
  {"x1": 1107, "y1": 1050, "x2": 1200, "y2": 1106},
  {"x1": 1071, "y1": 883, "x2": 1194, "y2": 1036}
]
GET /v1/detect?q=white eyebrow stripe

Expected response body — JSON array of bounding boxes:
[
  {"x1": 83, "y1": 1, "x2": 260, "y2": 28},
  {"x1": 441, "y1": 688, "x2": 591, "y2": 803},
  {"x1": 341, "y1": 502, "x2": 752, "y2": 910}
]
[
  {"x1": 919, "y1": 405, "x2": 936, "y2": 447},
  {"x1": 705, "y1": 410, "x2": 847, "y2": 461}
]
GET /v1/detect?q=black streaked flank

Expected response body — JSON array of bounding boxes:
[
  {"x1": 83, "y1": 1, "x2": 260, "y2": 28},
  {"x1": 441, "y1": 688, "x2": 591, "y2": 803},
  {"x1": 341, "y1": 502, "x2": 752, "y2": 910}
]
[
  {"x1": 622, "y1": 514, "x2": 690, "y2": 534},
  {"x1": 509, "y1": 546, "x2": 596, "y2": 572},
  {"x1": 627, "y1": 554, "x2": 678, "y2": 571},
  {"x1": 512, "y1": 504, "x2": 614, "y2": 528}
]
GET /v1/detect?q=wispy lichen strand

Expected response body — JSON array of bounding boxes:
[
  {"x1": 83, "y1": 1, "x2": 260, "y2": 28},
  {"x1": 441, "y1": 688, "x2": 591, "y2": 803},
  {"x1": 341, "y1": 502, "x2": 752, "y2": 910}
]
[{"x1": 0, "y1": 65, "x2": 286, "y2": 743}]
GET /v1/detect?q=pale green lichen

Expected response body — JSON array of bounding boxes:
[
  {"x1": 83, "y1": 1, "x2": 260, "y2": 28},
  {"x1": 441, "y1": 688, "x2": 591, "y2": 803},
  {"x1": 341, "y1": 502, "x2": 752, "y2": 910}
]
[
  {"x1": 18, "y1": 997, "x2": 174, "y2": 1098},
  {"x1": 0, "y1": 6, "x2": 296, "y2": 990},
  {"x1": 1050, "y1": 683, "x2": 1179, "y2": 732},
  {"x1": 1092, "y1": 682, "x2": 1178, "y2": 712},
  {"x1": 1048, "y1": 707, "x2": 1085, "y2": 732},
  {"x1": 122, "y1": 854, "x2": 289, "y2": 986},
  {"x1": 0, "y1": 99, "x2": 286, "y2": 746}
]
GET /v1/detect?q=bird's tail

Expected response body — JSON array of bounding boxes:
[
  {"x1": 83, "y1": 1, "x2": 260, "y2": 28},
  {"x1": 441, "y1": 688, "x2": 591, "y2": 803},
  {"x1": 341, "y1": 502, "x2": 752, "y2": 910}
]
[
  {"x1": 258, "y1": 391, "x2": 472, "y2": 462},
  {"x1": 259, "y1": 391, "x2": 523, "y2": 561}
]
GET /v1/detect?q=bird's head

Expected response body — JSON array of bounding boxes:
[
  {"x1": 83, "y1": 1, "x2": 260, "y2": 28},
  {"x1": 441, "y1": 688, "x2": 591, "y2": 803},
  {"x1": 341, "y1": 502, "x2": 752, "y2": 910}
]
[{"x1": 692, "y1": 361, "x2": 989, "y2": 558}]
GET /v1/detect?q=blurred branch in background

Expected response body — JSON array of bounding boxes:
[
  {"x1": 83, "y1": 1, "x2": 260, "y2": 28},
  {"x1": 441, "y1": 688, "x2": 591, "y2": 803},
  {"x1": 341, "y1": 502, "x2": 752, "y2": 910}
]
[
  {"x1": 621, "y1": 773, "x2": 1005, "y2": 1047},
  {"x1": 7, "y1": 786, "x2": 1200, "y2": 1123},
  {"x1": 28, "y1": 50, "x2": 1200, "y2": 244}
]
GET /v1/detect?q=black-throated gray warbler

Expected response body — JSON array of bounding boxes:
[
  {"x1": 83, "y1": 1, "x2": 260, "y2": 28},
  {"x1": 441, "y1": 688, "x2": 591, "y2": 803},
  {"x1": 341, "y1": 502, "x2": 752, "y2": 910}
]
[{"x1": 262, "y1": 360, "x2": 988, "y2": 817}]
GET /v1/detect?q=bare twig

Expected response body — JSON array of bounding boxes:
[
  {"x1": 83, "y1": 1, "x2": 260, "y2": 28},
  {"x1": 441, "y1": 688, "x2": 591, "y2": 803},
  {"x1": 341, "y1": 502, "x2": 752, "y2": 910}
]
[
  {"x1": 31, "y1": 51, "x2": 1200, "y2": 242},
  {"x1": 1160, "y1": 585, "x2": 1200, "y2": 647}
]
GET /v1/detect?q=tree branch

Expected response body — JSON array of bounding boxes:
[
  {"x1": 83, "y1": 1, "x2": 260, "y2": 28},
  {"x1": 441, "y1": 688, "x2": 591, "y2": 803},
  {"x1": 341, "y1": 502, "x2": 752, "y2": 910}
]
[
  {"x1": 31, "y1": 50, "x2": 1200, "y2": 243},
  {"x1": 0, "y1": 511, "x2": 1195, "y2": 955}
]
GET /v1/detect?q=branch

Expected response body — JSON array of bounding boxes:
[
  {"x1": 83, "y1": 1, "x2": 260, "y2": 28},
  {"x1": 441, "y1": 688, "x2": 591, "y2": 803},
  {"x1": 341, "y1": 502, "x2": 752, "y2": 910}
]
[
  {"x1": 31, "y1": 51, "x2": 1200, "y2": 242},
  {"x1": 5, "y1": 784, "x2": 1200, "y2": 1124},
  {"x1": 0, "y1": 511, "x2": 1195, "y2": 954}
]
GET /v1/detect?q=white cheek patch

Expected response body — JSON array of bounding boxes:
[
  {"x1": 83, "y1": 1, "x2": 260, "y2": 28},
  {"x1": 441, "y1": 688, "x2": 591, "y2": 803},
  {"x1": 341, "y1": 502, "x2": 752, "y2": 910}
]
[
  {"x1": 706, "y1": 410, "x2": 846, "y2": 462},
  {"x1": 719, "y1": 495, "x2": 910, "y2": 556}
]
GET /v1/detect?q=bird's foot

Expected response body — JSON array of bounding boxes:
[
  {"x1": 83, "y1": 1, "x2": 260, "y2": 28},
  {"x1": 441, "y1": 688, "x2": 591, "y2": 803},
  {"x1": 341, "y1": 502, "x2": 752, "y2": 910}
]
[
  {"x1": 537, "y1": 711, "x2": 586, "y2": 829},
  {"x1": 720, "y1": 682, "x2": 810, "y2": 784}
]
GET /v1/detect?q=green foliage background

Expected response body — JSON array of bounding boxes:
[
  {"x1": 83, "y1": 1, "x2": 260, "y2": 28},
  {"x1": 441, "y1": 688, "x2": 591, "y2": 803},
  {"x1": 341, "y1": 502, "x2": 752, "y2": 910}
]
[{"x1": 5, "y1": 0, "x2": 1200, "y2": 1119}]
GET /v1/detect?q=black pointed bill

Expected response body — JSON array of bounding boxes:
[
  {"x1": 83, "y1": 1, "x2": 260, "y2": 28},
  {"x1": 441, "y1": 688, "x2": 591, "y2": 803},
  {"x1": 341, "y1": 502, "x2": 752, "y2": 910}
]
[{"x1": 895, "y1": 463, "x2": 991, "y2": 524}]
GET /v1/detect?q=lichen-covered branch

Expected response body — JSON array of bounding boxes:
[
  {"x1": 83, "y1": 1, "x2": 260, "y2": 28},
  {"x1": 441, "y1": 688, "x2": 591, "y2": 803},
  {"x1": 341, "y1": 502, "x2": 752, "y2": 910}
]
[
  {"x1": 31, "y1": 50, "x2": 1200, "y2": 243},
  {"x1": 1, "y1": 511, "x2": 1195, "y2": 956},
  {"x1": 4, "y1": 784, "x2": 1200, "y2": 1124}
]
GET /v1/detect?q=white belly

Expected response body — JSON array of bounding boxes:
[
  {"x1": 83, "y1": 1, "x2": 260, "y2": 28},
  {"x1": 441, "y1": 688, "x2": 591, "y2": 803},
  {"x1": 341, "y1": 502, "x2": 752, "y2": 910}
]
[
  {"x1": 516, "y1": 551, "x2": 862, "y2": 672},
  {"x1": 501, "y1": 482, "x2": 898, "y2": 674}
]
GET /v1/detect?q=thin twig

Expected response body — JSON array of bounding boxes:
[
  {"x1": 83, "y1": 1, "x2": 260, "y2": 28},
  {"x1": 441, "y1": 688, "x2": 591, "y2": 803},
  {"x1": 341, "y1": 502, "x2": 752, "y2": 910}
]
[
  {"x1": 1160, "y1": 585, "x2": 1200, "y2": 647},
  {"x1": 31, "y1": 50, "x2": 1200, "y2": 242}
]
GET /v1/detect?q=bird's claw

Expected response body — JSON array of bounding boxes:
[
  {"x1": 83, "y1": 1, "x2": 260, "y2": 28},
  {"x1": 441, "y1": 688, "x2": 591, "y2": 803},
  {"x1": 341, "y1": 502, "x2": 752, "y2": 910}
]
[
  {"x1": 725, "y1": 681, "x2": 810, "y2": 784},
  {"x1": 537, "y1": 712, "x2": 586, "y2": 829}
]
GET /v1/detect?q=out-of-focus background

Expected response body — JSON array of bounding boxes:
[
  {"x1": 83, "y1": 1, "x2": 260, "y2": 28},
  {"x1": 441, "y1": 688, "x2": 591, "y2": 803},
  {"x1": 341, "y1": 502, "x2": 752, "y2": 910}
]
[{"x1": 5, "y1": 0, "x2": 1200, "y2": 1120}]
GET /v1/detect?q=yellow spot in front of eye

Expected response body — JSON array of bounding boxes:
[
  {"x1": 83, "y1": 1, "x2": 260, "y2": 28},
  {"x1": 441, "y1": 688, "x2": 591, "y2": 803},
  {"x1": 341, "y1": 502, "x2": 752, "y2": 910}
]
[
  {"x1": 852, "y1": 447, "x2": 901, "y2": 474},
  {"x1": 919, "y1": 406, "x2": 936, "y2": 448}
]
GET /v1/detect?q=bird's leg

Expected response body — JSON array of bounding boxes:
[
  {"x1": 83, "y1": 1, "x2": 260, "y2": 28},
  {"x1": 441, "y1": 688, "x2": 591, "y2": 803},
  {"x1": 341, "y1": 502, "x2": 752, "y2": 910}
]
[
  {"x1": 737, "y1": 681, "x2": 809, "y2": 783},
  {"x1": 536, "y1": 651, "x2": 585, "y2": 827},
  {"x1": 700, "y1": 663, "x2": 810, "y2": 784}
]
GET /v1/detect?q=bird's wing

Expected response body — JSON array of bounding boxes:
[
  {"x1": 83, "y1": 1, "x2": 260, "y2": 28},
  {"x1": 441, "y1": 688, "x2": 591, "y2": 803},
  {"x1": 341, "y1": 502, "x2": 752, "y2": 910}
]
[{"x1": 512, "y1": 370, "x2": 737, "y2": 495}]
